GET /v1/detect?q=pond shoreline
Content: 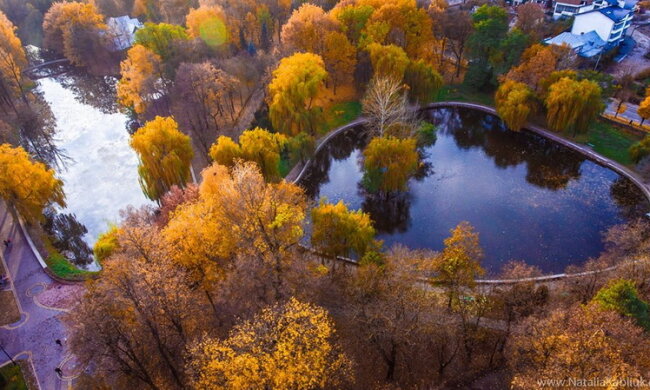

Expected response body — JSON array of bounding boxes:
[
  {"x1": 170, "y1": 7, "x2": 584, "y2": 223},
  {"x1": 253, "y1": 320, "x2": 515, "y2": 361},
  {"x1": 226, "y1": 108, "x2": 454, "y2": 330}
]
[{"x1": 290, "y1": 101, "x2": 650, "y2": 282}]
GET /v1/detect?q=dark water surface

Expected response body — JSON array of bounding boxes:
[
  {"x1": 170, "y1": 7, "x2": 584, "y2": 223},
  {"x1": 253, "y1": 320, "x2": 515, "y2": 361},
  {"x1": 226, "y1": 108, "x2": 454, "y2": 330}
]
[{"x1": 299, "y1": 108, "x2": 650, "y2": 274}]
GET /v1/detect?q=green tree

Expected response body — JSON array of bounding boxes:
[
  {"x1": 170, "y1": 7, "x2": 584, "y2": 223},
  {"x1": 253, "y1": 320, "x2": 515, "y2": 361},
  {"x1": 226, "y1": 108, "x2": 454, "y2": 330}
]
[
  {"x1": 465, "y1": 5, "x2": 509, "y2": 89},
  {"x1": 404, "y1": 59, "x2": 443, "y2": 103},
  {"x1": 495, "y1": 79, "x2": 535, "y2": 131},
  {"x1": 134, "y1": 22, "x2": 189, "y2": 62},
  {"x1": 593, "y1": 279, "x2": 650, "y2": 331},
  {"x1": 363, "y1": 136, "x2": 419, "y2": 193},
  {"x1": 311, "y1": 199, "x2": 377, "y2": 259},
  {"x1": 130, "y1": 116, "x2": 194, "y2": 202},
  {"x1": 268, "y1": 53, "x2": 328, "y2": 136},
  {"x1": 545, "y1": 77, "x2": 604, "y2": 135}
]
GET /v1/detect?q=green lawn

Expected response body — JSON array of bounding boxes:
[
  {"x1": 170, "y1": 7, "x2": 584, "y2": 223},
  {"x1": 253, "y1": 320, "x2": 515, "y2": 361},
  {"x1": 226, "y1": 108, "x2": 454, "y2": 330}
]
[
  {"x1": 323, "y1": 101, "x2": 362, "y2": 134},
  {"x1": 0, "y1": 363, "x2": 27, "y2": 390},
  {"x1": 45, "y1": 253, "x2": 97, "y2": 281},
  {"x1": 572, "y1": 120, "x2": 644, "y2": 166},
  {"x1": 435, "y1": 84, "x2": 495, "y2": 106}
]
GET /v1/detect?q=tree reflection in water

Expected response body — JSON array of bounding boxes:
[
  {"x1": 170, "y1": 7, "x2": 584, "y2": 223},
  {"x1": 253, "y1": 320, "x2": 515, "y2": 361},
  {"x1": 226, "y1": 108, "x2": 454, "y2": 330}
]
[{"x1": 298, "y1": 107, "x2": 649, "y2": 273}]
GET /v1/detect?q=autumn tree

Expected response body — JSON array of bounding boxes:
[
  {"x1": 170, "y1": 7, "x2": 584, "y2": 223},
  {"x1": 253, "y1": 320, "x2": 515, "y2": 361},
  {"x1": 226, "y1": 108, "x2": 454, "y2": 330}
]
[
  {"x1": 67, "y1": 220, "x2": 207, "y2": 389},
  {"x1": 434, "y1": 221, "x2": 485, "y2": 308},
  {"x1": 311, "y1": 199, "x2": 376, "y2": 259},
  {"x1": 509, "y1": 303, "x2": 650, "y2": 389},
  {"x1": 117, "y1": 44, "x2": 166, "y2": 115},
  {"x1": 172, "y1": 62, "x2": 238, "y2": 162},
  {"x1": 42, "y1": 2, "x2": 108, "y2": 68},
  {"x1": 630, "y1": 135, "x2": 650, "y2": 164},
  {"x1": 0, "y1": 11, "x2": 27, "y2": 106},
  {"x1": 545, "y1": 77, "x2": 604, "y2": 135},
  {"x1": 134, "y1": 22, "x2": 189, "y2": 62},
  {"x1": 638, "y1": 88, "x2": 650, "y2": 126},
  {"x1": 209, "y1": 127, "x2": 288, "y2": 181},
  {"x1": 161, "y1": 163, "x2": 306, "y2": 314},
  {"x1": 505, "y1": 44, "x2": 559, "y2": 92},
  {"x1": 156, "y1": 183, "x2": 199, "y2": 227},
  {"x1": 362, "y1": 76, "x2": 415, "y2": 138},
  {"x1": 188, "y1": 298, "x2": 352, "y2": 390},
  {"x1": 515, "y1": 3, "x2": 544, "y2": 40},
  {"x1": 331, "y1": 2, "x2": 374, "y2": 46},
  {"x1": 366, "y1": 43, "x2": 409, "y2": 81},
  {"x1": 281, "y1": 3, "x2": 339, "y2": 54},
  {"x1": 322, "y1": 31, "x2": 357, "y2": 95},
  {"x1": 93, "y1": 225, "x2": 121, "y2": 262},
  {"x1": 363, "y1": 136, "x2": 419, "y2": 193},
  {"x1": 404, "y1": 59, "x2": 442, "y2": 103},
  {"x1": 338, "y1": 246, "x2": 440, "y2": 384},
  {"x1": 440, "y1": 8, "x2": 473, "y2": 79},
  {"x1": 495, "y1": 79, "x2": 535, "y2": 131},
  {"x1": 130, "y1": 116, "x2": 194, "y2": 202},
  {"x1": 186, "y1": 5, "x2": 231, "y2": 48},
  {"x1": 268, "y1": 52, "x2": 328, "y2": 135},
  {"x1": 361, "y1": 0, "x2": 434, "y2": 59},
  {"x1": 0, "y1": 144, "x2": 65, "y2": 222}
]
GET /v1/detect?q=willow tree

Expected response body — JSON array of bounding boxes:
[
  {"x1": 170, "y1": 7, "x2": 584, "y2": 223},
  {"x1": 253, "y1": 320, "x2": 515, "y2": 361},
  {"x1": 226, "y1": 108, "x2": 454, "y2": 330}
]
[
  {"x1": 495, "y1": 79, "x2": 535, "y2": 131},
  {"x1": 311, "y1": 200, "x2": 376, "y2": 259},
  {"x1": 404, "y1": 59, "x2": 443, "y2": 103},
  {"x1": 545, "y1": 77, "x2": 603, "y2": 135},
  {"x1": 188, "y1": 298, "x2": 352, "y2": 390},
  {"x1": 209, "y1": 128, "x2": 288, "y2": 182},
  {"x1": 363, "y1": 136, "x2": 419, "y2": 193},
  {"x1": 117, "y1": 44, "x2": 165, "y2": 115},
  {"x1": 366, "y1": 43, "x2": 410, "y2": 81},
  {"x1": 0, "y1": 11, "x2": 28, "y2": 105},
  {"x1": 0, "y1": 144, "x2": 65, "y2": 222},
  {"x1": 130, "y1": 116, "x2": 193, "y2": 202},
  {"x1": 268, "y1": 52, "x2": 328, "y2": 136}
]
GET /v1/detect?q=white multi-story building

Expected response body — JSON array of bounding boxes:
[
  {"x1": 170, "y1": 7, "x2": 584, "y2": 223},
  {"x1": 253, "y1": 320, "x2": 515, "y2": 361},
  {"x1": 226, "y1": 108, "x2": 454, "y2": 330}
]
[
  {"x1": 571, "y1": 6, "x2": 633, "y2": 45},
  {"x1": 553, "y1": 0, "x2": 596, "y2": 19}
]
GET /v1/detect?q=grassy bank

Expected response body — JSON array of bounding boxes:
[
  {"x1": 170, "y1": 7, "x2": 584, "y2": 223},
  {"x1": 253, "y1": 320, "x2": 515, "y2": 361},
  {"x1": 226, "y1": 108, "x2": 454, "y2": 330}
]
[
  {"x1": 0, "y1": 363, "x2": 27, "y2": 390},
  {"x1": 45, "y1": 253, "x2": 97, "y2": 281}
]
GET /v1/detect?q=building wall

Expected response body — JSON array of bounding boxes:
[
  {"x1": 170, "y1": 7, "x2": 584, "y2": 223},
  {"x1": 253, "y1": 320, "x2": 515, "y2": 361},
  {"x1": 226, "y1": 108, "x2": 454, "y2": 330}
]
[{"x1": 572, "y1": 12, "x2": 614, "y2": 41}]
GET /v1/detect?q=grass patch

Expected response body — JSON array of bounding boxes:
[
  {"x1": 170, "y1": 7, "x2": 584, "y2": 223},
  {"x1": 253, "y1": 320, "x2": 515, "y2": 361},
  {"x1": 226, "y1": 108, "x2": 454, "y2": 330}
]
[
  {"x1": 0, "y1": 291, "x2": 20, "y2": 326},
  {"x1": 435, "y1": 84, "x2": 495, "y2": 106},
  {"x1": 323, "y1": 101, "x2": 362, "y2": 134},
  {"x1": 45, "y1": 253, "x2": 96, "y2": 281},
  {"x1": 0, "y1": 363, "x2": 27, "y2": 390},
  {"x1": 571, "y1": 120, "x2": 644, "y2": 166}
]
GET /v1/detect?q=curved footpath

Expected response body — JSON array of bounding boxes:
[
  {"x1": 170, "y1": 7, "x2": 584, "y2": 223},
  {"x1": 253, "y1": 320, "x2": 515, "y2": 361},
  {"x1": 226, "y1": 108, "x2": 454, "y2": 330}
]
[
  {"x1": 291, "y1": 101, "x2": 650, "y2": 285},
  {"x1": 0, "y1": 201, "x2": 76, "y2": 390}
]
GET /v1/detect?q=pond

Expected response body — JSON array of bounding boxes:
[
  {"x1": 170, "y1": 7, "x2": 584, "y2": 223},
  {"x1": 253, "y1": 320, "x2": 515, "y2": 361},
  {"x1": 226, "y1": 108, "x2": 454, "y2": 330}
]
[
  {"x1": 36, "y1": 69, "x2": 152, "y2": 247},
  {"x1": 299, "y1": 107, "x2": 650, "y2": 274}
]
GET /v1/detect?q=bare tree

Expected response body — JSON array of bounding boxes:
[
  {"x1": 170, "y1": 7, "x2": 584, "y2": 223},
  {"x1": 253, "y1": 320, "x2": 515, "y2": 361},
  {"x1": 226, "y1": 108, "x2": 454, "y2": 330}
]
[{"x1": 362, "y1": 76, "x2": 417, "y2": 138}]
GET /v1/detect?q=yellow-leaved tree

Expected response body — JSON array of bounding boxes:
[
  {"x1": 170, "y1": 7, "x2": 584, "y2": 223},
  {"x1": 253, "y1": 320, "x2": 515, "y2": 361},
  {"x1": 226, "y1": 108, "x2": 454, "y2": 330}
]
[
  {"x1": 366, "y1": 43, "x2": 410, "y2": 81},
  {"x1": 281, "y1": 3, "x2": 340, "y2": 54},
  {"x1": 0, "y1": 144, "x2": 65, "y2": 222},
  {"x1": 545, "y1": 77, "x2": 603, "y2": 135},
  {"x1": 434, "y1": 221, "x2": 485, "y2": 308},
  {"x1": 130, "y1": 116, "x2": 193, "y2": 202},
  {"x1": 268, "y1": 52, "x2": 328, "y2": 136},
  {"x1": 495, "y1": 79, "x2": 535, "y2": 131},
  {"x1": 186, "y1": 6, "x2": 231, "y2": 47},
  {"x1": 311, "y1": 199, "x2": 377, "y2": 259},
  {"x1": 637, "y1": 87, "x2": 650, "y2": 126},
  {"x1": 188, "y1": 297, "x2": 353, "y2": 390},
  {"x1": 117, "y1": 44, "x2": 165, "y2": 115},
  {"x1": 0, "y1": 11, "x2": 28, "y2": 103},
  {"x1": 209, "y1": 128, "x2": 288, "y2": 182},
  {"x1": 363, "y1": 136, "x2": 419, "y2": 193}
]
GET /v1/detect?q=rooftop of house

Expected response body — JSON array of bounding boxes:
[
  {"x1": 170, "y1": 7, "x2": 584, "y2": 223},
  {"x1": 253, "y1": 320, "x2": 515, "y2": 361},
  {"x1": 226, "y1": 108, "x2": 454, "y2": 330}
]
[
  {"x1": 544, "y1": 31, "x2": 607, "y2": 57},
  {"x1": 556, "y1": 0, "x2": 593, "y2": 6},
  {"x1": 597, "y1": 5, "x2": 633, "y2": 21}
]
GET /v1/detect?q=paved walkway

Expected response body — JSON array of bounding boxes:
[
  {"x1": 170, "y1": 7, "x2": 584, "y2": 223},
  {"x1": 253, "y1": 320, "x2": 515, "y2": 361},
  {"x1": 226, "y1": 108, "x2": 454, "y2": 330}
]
[
  {"x1": 605, "y1": 100, "x2": 646, "y2": 127},
  {"x1": 0, "y1": 201, "x2": 75, "y2": 390}
]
